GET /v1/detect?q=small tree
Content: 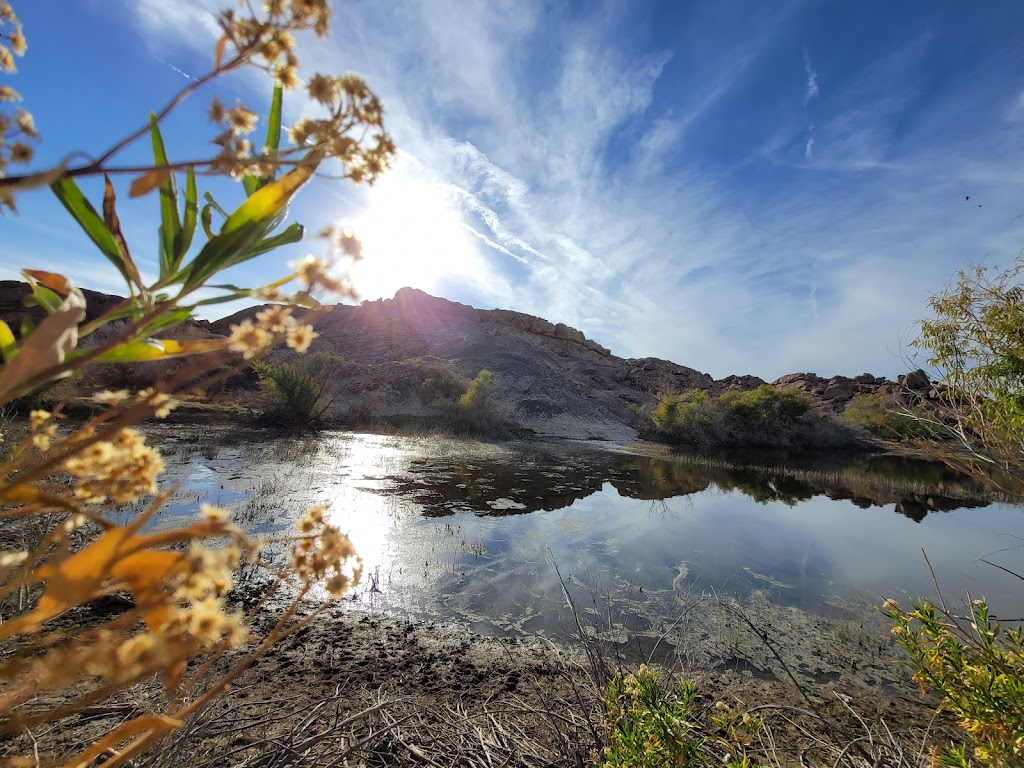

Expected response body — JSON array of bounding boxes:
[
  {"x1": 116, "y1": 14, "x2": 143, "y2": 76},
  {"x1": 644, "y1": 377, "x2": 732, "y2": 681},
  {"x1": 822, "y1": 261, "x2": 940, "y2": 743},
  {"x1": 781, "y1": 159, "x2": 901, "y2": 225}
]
[
  {"x1": 885, "y1": 257, "x2": 1024, "y2": 767},
  {"x1": 458, "y1": 369, "x2": 496, "y2": 413},
  {"x1": 911, "y1": 257, "x2": 1024, "y2": 493}
]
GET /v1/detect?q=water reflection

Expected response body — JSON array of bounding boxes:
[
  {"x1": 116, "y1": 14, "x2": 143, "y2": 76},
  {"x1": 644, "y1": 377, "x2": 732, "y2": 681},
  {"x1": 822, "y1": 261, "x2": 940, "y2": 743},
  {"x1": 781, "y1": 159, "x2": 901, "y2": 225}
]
[
  {"x1": 372, "y1": 447, "x2": 995, "y2": 523},
  {"x1": 150, "y1": 427, "x2": 1024, "y2": 688}
]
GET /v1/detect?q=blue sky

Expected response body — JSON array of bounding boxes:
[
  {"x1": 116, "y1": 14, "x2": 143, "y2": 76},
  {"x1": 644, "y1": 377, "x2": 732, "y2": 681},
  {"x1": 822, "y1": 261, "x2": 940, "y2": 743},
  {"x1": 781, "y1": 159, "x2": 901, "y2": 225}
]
[{"x1": 4, "y1": 1, "x2": 1024, "y2": 380}]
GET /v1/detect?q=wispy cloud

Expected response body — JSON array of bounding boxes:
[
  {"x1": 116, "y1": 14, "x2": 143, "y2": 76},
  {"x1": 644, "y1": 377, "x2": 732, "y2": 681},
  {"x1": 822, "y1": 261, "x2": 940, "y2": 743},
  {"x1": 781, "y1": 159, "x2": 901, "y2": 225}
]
[
  {"x1": 96, "y1": 0, "x2": 1024, "y2": 380},
  {"x1": 803, "y1": 49, "x2": 820, "y2": 101}
]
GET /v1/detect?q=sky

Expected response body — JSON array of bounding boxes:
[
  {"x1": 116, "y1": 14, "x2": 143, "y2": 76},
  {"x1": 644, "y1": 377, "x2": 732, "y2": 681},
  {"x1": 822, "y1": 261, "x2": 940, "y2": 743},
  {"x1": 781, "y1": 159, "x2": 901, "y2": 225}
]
[{"x1": 4, "y1": 1, "x2": 1024, "y2": 381}]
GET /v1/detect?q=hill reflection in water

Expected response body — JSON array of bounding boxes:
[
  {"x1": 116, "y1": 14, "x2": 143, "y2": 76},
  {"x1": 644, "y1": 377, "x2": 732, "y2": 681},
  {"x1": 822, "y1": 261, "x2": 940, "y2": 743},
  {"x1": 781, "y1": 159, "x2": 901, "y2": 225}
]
[{"x1": 367, "y1": 445, "x2": 994, "y2": 523}]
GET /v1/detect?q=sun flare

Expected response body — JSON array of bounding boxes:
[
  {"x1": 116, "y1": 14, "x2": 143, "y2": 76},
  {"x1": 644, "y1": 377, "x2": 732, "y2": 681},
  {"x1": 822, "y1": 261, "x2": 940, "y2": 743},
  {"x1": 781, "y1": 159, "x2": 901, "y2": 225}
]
[{"x1": 346, "y1": 170, "x2": 478, "y2": 301}]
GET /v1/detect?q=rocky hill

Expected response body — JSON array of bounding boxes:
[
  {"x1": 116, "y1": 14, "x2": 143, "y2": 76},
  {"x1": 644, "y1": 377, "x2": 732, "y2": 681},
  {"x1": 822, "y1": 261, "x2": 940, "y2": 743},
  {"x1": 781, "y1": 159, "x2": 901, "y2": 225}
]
[
  {"x1": 211, "y1": 287, "x2": 918, "y2": 440},
  {"x1": 1, "y1": 281, "x2": 924, "y2": 440}
]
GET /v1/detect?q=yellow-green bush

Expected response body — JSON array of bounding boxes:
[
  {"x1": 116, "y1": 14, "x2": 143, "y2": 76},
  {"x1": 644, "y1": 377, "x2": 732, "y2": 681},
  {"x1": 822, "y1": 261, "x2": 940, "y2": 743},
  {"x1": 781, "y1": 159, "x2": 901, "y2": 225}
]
[
  {"x1": 718, "y1": 385, "x2": 810, "y2": 426},
  {"x1": 648, "y1": 386, "x2": 825, "y2": 449},
  {"x1": 651, "y1": 390, "x2": 713, "y2": 432},
  {"x1": 842, "y1": 391, "x2": 930, "y2": 440},
  {"x1": 602, "y1": 665, "x2": 761, "y2": 768},
  {"x1": 459, "y1": 369, "x2": 497, "y2": 413},
  {"x1": 883, "y1": 597, "x2": 1024, "y2": 767}
]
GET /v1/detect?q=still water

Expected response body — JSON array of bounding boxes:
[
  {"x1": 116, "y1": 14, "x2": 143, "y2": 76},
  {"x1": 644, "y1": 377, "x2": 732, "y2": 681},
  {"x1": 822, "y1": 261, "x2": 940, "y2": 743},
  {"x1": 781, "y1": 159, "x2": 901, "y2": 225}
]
[
  {"x1": 152, "y1": 429, "x2": 1024, "y2": 623},
  {"x1": 148, "y1": 428, "x2": 1024, "y2": 684}
]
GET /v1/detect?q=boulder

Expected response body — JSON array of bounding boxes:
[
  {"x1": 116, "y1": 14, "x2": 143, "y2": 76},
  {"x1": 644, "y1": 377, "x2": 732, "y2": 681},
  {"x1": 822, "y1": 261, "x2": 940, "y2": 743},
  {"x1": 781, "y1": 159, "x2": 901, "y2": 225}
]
[
  {"x1": 717, "y1": 374, "x2": 766, "y2": 391},
  {"x1": 553, "y1": 323, "x2": 585, "y2": 344},
  {"x1": 823, "y1": 378, "x2": 856, "y2": 400},
  {"x1": 901, "y1": 369, "x2": 930, "y2": 391}
]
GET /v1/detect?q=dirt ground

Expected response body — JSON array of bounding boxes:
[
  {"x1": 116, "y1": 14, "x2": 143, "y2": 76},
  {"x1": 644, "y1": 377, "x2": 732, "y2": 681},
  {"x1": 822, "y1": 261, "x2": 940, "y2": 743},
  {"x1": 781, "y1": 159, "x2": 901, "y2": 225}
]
[{"x1": 1, "y1": 587, "x2": 957, "y2": 768}]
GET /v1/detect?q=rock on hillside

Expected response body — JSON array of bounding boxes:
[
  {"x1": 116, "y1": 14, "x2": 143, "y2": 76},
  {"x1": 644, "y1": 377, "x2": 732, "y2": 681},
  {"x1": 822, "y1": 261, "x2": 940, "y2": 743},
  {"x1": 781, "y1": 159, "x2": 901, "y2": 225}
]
[{"x1": 771, "y1": 371, "x2": 936, "y2": 414}]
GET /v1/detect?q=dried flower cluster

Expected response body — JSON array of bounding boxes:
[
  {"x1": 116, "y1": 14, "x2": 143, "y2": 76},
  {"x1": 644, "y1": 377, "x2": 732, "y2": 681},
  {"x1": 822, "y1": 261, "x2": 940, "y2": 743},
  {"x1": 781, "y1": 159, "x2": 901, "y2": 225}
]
[
  {"x1": 28, "y1": 407, "x2": 56, "y2": 450},
  {"x1": 227, "y1": 303, "x2": 320, "y2": 358},
  {"x1": 64, "y1": 427, "x2": 164, "y2": 504},
  {"x1": 207, "y1": 0, "x2": 395, "y2": 182},
  {"x1": 285, "y1": 72, "x2": 395, "y2": 184},
  {"x1": 1, "y1": 518, "x2": 253, "y2": 722},
  {"x1": 292, "y1": 505, "x2": 362, "y2": 597},
  {"x1": 218, "y1": 0, "x2": 331, "y2": 79},
  {"x1": 0, "y1": 2, "x2": 35, "y2": 211}
]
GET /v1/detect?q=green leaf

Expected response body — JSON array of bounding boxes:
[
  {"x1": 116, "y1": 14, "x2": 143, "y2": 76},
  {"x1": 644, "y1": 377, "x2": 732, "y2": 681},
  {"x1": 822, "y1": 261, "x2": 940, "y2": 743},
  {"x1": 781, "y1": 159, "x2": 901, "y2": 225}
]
[
  {"x1": 173, "y1": 166, "x2": 198, "y2": 264},
  {"x1": 265, "y1": 83, "x2": 283, "y2": 154},
  {"x1": 50, "y1": 178, "x2": 134, "y2": 287},
  {"x1": 241, "y1": 222, "x2": 304, "y2": 261},
  {"x1": 204, "y1": 191, "x2": 229, "y2": 219},
  {"x1": 150, "y1": 115, "x2": 181, "y2": 279},
  {"x1": 19, "y1": 317, "x2": 35, "y2": 340},
  {"x1": 93, "y1": 338, "x2": 169, "y2": 363},
  {"x1": 243, "y1": 84, "x2": 284, "y2": 193},
  {"x1": 0, "y1": 320, "x2": 15, "y2": 363},
  {"x1": 79, "y1": 299, "x2": 146, "y2": 337},
  {"x1": 221, "y1": 155, "x2": 319, "y2": 235},
  {"x1": 258, "y1": 83, "x2": 283, "y2": 190},
  {"x1": 201, "y1": 203, "x2": 215, "y2": 240},
  {"x1": 26, "y1": 283, "x2": 62, "y2": 313},
  {"x1": 180, "y1": 220, "x2": 272, "y2": 290},
  {"x1": 139, "y1": 308, "x2": 194, "y2": 336},
  {"x1": 191, "y1": 291, "x2": 256, "y2": 308}
]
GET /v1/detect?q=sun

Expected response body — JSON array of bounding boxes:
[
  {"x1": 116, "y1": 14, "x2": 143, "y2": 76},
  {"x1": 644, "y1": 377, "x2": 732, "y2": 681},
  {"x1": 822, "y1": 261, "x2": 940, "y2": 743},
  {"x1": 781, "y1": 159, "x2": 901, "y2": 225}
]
[{"x1": 345, "y1": 170, "x2": 478, "y2": 301}]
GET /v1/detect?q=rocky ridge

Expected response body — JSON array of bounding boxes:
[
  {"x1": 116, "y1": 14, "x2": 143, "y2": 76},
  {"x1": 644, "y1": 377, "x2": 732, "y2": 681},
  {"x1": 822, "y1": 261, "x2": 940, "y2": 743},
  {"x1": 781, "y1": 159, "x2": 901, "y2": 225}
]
[
  {"x1": 1, "y1": 282, "x2": 926, "y2": 440},
  {"x1": 212, "y1": 287, "x2": 921, "y2": 440}
]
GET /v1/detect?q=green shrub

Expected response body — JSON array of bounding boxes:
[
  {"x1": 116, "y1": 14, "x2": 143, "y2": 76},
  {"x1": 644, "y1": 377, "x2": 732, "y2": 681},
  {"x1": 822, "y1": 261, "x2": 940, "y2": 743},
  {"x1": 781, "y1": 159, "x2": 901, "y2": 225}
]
[
  {"x1": 253, "y1": 352, "x2": 346, "y2": 428},
  {"x1": 719, "y1": 385, "x2": 810, "y2": 426},
  {"x1": 602, "y1": 665, "x2": 761, "y2": 767},
  {"x1": 422, "y1": 366, "x2": 469, "y2": 402},
  {"x1": 458, "y1": 369, "x2": 497, "y2": 413},
  {"x1": 883, "y1": 597, "x2": 1024, "y2": 767},
  {"x1": 651, "y1": 390, "x2": 713, "y2": 432},
  {"x1": 842, "y1": 391, "x2": 931, "y2": 440}
]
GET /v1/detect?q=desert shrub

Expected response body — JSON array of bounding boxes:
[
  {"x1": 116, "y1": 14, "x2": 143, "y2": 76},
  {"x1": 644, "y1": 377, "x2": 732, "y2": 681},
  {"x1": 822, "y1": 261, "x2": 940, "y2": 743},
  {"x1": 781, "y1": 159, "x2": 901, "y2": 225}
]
[
  {"x1": 601, "y1": 665, "x2": 761, "y2": 768},
  {"x1": 651, "y1": 389, "x2": 715, "y2": 432},
  {"x1": 719, "y1": 385, "x2": 810, "y2": 426},
  {"x1": 422, "y1": 365, "x2": 469, "y2": 402},
  {"x1": 883, "y1": 597, "x2": 1024, "y2": 767},
  {"x1": 842, "y1": 391, "x2": 931, "y2": 440},
  {"x1": 0, "y1": 2, "x2": 392, "y2": 763},
  {"x1": 459, "y1": 369, "x2": 497, "y2": 413},
  {"x1": 648, "y1": 386, "x2": 855, "y2": 451},
  {"x1": 253, "y1": 351, "x2": 346, "y2": 427}
]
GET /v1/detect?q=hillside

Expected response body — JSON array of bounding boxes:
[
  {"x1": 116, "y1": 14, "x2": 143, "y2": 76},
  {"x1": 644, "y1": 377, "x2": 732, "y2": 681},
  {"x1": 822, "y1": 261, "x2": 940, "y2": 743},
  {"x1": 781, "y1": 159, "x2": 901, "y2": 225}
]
[
  {"x1": 0, "y1": 280, "x2": 926, "y2": 440},
  {"x1": 210, "y1": 287, "x2": 917, "y2": 440}
]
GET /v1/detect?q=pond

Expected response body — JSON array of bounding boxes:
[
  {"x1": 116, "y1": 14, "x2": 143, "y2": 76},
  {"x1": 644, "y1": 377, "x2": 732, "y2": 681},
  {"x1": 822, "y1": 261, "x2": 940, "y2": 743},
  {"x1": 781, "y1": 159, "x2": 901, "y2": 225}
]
[{"x1": 145, "y1": 427, "x2": 1024, "y2": 692}]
